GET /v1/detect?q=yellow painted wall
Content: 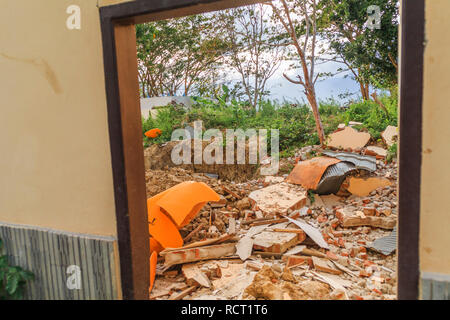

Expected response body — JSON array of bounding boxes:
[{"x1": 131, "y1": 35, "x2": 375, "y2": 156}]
[
  {"x1": 420, "y1": 0, "x2": 450, "y2": 275},
  {"x1": 0, "y1": 0, "x2": 132, "y2": 236}
]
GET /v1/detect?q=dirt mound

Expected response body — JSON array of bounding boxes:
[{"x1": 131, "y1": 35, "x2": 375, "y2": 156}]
[
  {"x1": 243, "y1": 265, "x2": 331, "y2": 300},
  {"x1": 144, "y1": 139, "x2": 259, "y2": 182},
  {"x1": 145, "y1": 167, "x2": 261, "y2": 242}
]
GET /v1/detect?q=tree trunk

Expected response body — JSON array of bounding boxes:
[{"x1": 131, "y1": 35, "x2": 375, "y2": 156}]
[
  {"x1": 359, "y1": 81, "x2": 370, "y2": 100},
  {"x1": 306, "y1": 87, "x2": 325, "y2": 145},
  {"x1": 371, "y1": 92, "x2": 390, "y2": 119}
]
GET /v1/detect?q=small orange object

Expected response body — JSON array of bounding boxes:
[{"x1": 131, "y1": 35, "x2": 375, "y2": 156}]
[{"x1": 145, "y1": 128, "x2": 162, "y2": 138}]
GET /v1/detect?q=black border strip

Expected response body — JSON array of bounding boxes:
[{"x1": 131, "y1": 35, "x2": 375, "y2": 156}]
[{"x1": 398, "y1": 0, "x2": 424, "y2": 300}]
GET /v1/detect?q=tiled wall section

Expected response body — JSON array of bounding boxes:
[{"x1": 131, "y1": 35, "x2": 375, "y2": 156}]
[
  {"x1": 0, "y1": 222, "x2": 120, "y2": 299},
  {"x1": 421, "y1": 272, "x2": 450, "y2": 300}
]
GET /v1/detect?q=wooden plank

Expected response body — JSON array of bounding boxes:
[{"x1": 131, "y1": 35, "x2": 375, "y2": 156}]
[
  {"x1": 183, "y1": 223, "x2": 204, "y2": 242},
  {"x1": 250, "y1": 218, "x2": 288, "y2": 227},
  {"x1": 252, "y1": 231, "x2": 303, "y2": 254},
  {"x1": 168, "y1": 286, "x2": 198, "y2": 300},
  {"x1": 271, "y1": 228, "x2": 306, "y2": 234},
  {"x1": 114, "y1": 22, "x2": 150, "y2": 300},
  {"x1": 162, "y1": 243, "x2": 236, "y2": 266},
  {"x1": 162, "y1": 234, "x2": 236, "y2": 253}
]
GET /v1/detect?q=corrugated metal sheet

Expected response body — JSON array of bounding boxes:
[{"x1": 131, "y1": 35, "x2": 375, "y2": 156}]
[
  {"x1": 315, "y1": 161, "x2": 356, "y2": 195},
  {"x1": 322, "y1": 151, "x2": 377, "y2": 172},
  {"x1": 367, "y1": 227, "x2": 397, "y2": 255},
  {"x1": 0, "y1": 222, "x2": 119, "y2": 300}
]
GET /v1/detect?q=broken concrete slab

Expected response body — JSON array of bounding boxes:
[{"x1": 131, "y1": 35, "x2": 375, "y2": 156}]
[
  {"x1": 312, "y1": 257, "x2": 342, "y2": 275},
  {"x1": 248, "y1": 182, "x2": 307, "y2": 215},
  {"x1": 284, "y1": 245, "x2": 307, "y2": 256},
  {"x1": 235, "y1": 225, "x2": 269, "y2": 261},
  {"x1": 228, "y1": 217, "x2": 236, "y2": 235},
  {"x1": 320, "y1": 194, "x2": 343, "y2": 209},
  {"x1": 346, "y1": 177, "x2": 392, "y2": 197},
  {"x1": 326, "y1": 126, "x2": 371, "y2": 151},
  {"x1": 161, "y1": 242, "x2": 237, "y2": 266},
  {"x1": 336, "y1": 208, "x2": 396, "y2": 230},
  {"x1": 285, "y1": 255, "x2": 313, "y2": 269},
  {"x1": 253, "y1": 230, "x2": 304, "y2": 254},
  {"x1": 182, "y1": 264, "x2": 211, "y2": 288},
  {"x1": 286, "y1": 157, "x2": 341, "y2": 190},
  {"x1": 235, "y1": 236, "x2": 254, "y2": 261},
  {"x1": 264, "y1": 176, "x2": 285, "y2": 185},
  {"x1": 381, "y1": 125, "x2": 398, "y2": 147},
  {"x1": 365, "y1": 146, "x2": 388, "y2": 159},
  {"x1": 285, "y1": 216, "x2": 330, "y2": 249}
]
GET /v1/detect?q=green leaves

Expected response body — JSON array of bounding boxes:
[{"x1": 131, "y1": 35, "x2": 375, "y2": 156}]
[
  {"x1": 0, "y1": 238, "x2": 34, "y2": 300},
  {"x1": 136, "y1": 14, "x2": 228, "y2": 97},
  {"x1": 319, "y1": 0, "x2": 399, "y2": 91}
]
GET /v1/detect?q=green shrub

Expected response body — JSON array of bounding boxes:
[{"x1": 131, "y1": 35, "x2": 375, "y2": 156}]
[
  {"x1": 142, "y1": 103, "x2": 187, "y2": 146},
  {"x1": 344, "y1": 94, "x2": 398, "y2": 139},
  {"x1": 0, "y1": 238, "x2": 34, "y2": 300},
  {"x1": 140, "y1": 94, "x2": 397, "y2": 156},
  {"x1": 387, "y1": 142, "x2": 398, "y2": 163}
]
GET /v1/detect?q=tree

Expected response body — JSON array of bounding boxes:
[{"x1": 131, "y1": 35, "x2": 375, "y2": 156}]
[
  {"x1": 267, "y1": 0, "x2": 326, "y2": 145},
  {"x1": 136, "y1": 15, "x2": 228, "y2": 98},
  {"x1": 319, "y1": 0, "x2": 399, "y2": 99},
  {"x1": 219, "y1": 4, "x2": 284, "y2": 109}
]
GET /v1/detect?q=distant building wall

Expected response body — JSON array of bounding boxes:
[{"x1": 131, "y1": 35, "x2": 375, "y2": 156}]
[{"x1": 140, "y1": 96, "x2": 193, "y2": 118}]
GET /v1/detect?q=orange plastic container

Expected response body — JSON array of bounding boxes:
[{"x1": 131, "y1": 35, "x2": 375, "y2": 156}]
[{"x1": 147, "y1": 181, "x2": 220, "y2": 295}]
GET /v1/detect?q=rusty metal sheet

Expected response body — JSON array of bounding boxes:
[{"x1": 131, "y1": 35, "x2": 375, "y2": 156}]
[{"x1": 287, "y1": 157, "x2": 341, "y2": 190}]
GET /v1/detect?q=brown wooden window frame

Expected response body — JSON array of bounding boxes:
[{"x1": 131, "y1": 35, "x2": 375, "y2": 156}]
[{"x1": 99, "y1": 0, "x2": 424, "y2": 300}]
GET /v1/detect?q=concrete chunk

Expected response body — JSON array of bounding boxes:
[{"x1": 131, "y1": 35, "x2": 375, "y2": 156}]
[
  {"x1": 326, "y1": 126, "x2": 371, "y2": 150},
  {"x1": 182, "y1": 264, "x2": 212, "y2": 288},
  {"x1": 381, "y1": 125, "x2": 398, "y2": 147},
  {"x1": 312, "y1": 257, "x2": 343, "y2": 275},
  {"x1": 346, "y1": 177, "x2": 392, "y2": 197},
  {"x1": 336, "y1": 208, "x2": 396, "y2": 230},
  {"x1": 248, "y1": 183, "x2": 307, "y2": 215},
  {"x1": 365, "y1": 146, "x2": 388, "y2": 158},
  {"x1": 252, "y1": 231, "x2": 304, "y2": 254}
]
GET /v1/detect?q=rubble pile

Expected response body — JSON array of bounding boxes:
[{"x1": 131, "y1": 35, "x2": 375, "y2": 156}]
[{"x1": 147, "y1": 125, "x2": 399, "y2": 300}]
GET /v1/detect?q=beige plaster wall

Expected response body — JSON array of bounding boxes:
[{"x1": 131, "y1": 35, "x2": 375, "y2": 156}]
[
  {"x1": 0, "y1": 0, "x2": 132, "y2": 236},
  {"x1": 420, "y1": 0, "x2": 450, "y2": 274}
]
